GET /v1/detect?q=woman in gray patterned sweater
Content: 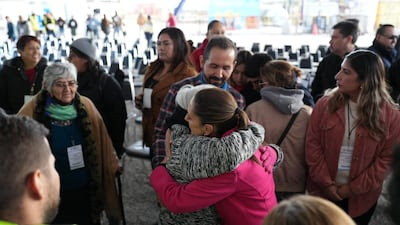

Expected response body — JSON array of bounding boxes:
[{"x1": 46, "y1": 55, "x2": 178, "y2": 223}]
[{"x1": 150, "y1": 87, "x2": 280, "y2": 225}]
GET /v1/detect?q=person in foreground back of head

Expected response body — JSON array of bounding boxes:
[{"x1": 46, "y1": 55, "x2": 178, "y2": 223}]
[
  {"x1": 0, "y1": 114, "x2": 60, "y2": 225},
  {"x1": 18, "y1": 62, "x2": 122, "y2": 224},
  {"x1": 263, "y1": 195, "x2": 356, "y2": 225},
  {"x1": 306, "y1": 50, "x2": 400, "y2": 225},
  {"x1": 151, "y1": 88, "x2": 279, "y2": 225}
]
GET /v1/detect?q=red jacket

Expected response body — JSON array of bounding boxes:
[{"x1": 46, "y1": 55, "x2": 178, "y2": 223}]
[
  {"x1": 191, "y1": 38, "x2": 208, "y2": 72},
  {"x1": 306, "y1": 96, "x2": 400, "y2": 217}
]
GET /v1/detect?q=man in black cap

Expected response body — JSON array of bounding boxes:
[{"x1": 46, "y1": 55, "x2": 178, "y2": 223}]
[{"x1": 69, "y1": 38, "x2": 127, "y2": 158}]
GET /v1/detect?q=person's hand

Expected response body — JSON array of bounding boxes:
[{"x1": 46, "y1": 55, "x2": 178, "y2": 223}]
[
  {"x1": 134, "y1": 94, "x2": 143, "y2": 110},
  {"x1": 116, "y1": 164, "x2": 123, "y2": 176},
  {"x1": 337, "y1": 184, "x2": 352, "y2": 199},
  {"x1": 259, "y1": 145, "x2": 277, "y2": 174},
  {"x1": 325, "y1": 184, "x2": 342, "y2": 201}
]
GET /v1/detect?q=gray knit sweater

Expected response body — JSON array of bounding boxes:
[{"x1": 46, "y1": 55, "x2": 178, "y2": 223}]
[{"x1": 158, "y1": 123, "x2": 265, "y2": 225}]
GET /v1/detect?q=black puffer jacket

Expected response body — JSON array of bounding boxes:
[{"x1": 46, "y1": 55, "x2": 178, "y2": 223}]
[
  {"x1": 77, "y1": 68, "x2": 127, "y2": 157},
  {"x1": 0, "y1": 56, "x2": 47, "y2": 114}
]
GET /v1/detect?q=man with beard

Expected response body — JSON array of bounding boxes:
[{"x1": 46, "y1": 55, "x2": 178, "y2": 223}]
[
  {"x1": 0, "y1": 112, "x2": 60, "y2": 224},
  {"x1": 151, "y1": 36, "x2": 245, "y2": 167},
  {"x1": 311, "y1": 21, "x2": 358, "y2": 102}
]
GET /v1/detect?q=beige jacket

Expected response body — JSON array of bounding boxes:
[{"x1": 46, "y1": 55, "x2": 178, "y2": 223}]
[
  {"x1": 246, "y1": 99, "x2": 312, "y2": 192},
  {"x1": 18, "y1": 94, "x2": 122, "y2": 220}
]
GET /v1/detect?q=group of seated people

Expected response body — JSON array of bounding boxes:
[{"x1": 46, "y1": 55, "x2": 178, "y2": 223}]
[{"x1": 0, "y1": 18, "x2": 400, "y2": 225}]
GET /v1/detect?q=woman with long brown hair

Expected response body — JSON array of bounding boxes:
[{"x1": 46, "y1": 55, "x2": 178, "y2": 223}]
[
  {"x1": 306, "y1": 50, "x2": 400, "y2": 225},
  {"x1": 135, "y1": 27, "x2": 197, "y2": 152}
]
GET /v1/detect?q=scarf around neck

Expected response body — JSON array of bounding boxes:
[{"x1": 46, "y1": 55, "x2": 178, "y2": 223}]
[
  {"x1": 34, "y1": 90, "x2": 103, "y2": 224},
  {"x1": 45, "y1": 97, "x2": 77, "y2": 121}
]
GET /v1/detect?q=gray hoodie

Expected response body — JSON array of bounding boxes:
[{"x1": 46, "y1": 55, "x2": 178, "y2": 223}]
[{"x1": 260, "y1": 86, "x2": 304, "y2": 114}]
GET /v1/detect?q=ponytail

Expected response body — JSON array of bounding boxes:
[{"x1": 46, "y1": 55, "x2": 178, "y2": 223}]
[{"x1": 236, "y1": 108, "x2": 249, "y2": 130}]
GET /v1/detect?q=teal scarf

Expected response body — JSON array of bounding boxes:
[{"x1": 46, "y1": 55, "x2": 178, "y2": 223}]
[{"x1": 45, "y1": 101, "x2": 77, "y2": 121}]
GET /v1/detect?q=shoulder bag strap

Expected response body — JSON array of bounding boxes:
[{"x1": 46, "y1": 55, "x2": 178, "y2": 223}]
[{"x1": 276, "y1": 111, "x2": 300, "y2": 146}]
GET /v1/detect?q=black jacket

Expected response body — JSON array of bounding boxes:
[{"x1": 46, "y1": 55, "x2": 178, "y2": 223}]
[
  {"x1": 388, "y1": 58, "x2": 400, "y2": 102},
  {"x1": 240, "y1": 85, "x2": 261, "y2": 109},
  {"x1": 0, "y1": 56, "x2": 47, "y2": 114},
  {"x1": 77, "y1": 68, "x2": 127, "y2": 157},
  {"x1": 311, "y1": 53, "x2": 343, "y2": 102},
  {"x1": 368, "y1": 40, "x2": 397, "y2": 73}
]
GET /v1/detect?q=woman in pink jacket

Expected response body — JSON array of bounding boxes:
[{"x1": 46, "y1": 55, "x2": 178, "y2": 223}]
[
  {"x1": 306, "y1": 50, "x2": 400, "y2": 225},
  {"x1": 150, "y1": 88, "x2": 278, "y2": 225}
]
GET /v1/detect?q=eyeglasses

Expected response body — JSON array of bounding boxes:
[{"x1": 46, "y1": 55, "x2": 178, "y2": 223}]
[
  {"x1": 53, "y1": 80, "x2": 77, "y2": 89},
  {"x1": 382, "y1": 34, "x2": 398, "y2": 40}
]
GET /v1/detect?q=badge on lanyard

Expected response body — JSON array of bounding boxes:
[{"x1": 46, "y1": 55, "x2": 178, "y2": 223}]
[
  {"x1": 143, "y1": 88, "x2": 153, "y2": 109},
  {"x1": 67, "y1": 144, "x2": 85, "y2": 170},
  {"x1": 338, "y1": 145, "x2": 353, "y2": 171}
]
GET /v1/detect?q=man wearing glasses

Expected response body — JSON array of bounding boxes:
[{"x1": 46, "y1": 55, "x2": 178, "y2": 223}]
[{"x1": 368, "y1": 24, "x2": 398, "y2": 73}]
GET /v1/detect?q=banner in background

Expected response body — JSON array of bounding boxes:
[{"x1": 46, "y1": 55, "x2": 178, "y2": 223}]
[{"x1": 208, "y1": 0, "x2": 261, "y2": 30}]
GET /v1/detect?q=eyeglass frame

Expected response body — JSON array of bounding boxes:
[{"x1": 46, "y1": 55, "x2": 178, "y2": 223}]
[
  {"x1": 53, "y1": 80, "x2": 78, "y2": 89},
  {"x1": 381, "y1": 34, "x2": 398, "y2": 40}
]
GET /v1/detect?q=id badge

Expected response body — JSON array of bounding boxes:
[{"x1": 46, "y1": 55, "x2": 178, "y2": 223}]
[
  {"x1": 24, "y1": 95, "x2": 33, "y2": 104},
  {"x1": 143, "y1": 88, "x2": 153, "y2": 109},
  {"x1": 67, "y1": 145, "x2": 85, "y2": 170},
  {"x1": 338, "y1": 145, "x2": 353, "y2": 171}
]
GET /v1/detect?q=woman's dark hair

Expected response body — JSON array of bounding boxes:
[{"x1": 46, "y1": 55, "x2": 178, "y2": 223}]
[
  {"x1": 159, "y1": 27, "x2": 191, "y2": 69},
  {"x1": 236, "y1": 50, "x2": 252, "y2": 66},
  {"x1": 146, "y1": 27, "x2": 193, "y2": 76},
  {"x1": 192, "y1": 88, "x2": 248, "y2": 137},
  {"x1": 245, "y1": 53, "x2": 272, "y2": 78},
  {"x1": 16, "y1": 35, "x2": 41, "y2": 51}
]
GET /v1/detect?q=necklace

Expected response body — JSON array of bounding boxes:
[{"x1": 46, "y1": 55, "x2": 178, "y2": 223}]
[{"x1": 347, "y1": 101, "x2": 357, "y2": 141}]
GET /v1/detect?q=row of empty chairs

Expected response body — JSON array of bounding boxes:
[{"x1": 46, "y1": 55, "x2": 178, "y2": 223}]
[{"x1": 249, "y1": 42, "x2": 329, "y2": 90}]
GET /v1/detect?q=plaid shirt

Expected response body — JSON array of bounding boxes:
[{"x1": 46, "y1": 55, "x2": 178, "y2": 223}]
[{"x1": 151, "y1": 74, "x2": 245, "y2": 167}]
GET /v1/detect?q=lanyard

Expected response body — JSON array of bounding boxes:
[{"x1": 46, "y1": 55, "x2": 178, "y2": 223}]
[{"x1": 347, "y1": 101, "x2": 357, "y2": 141}]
